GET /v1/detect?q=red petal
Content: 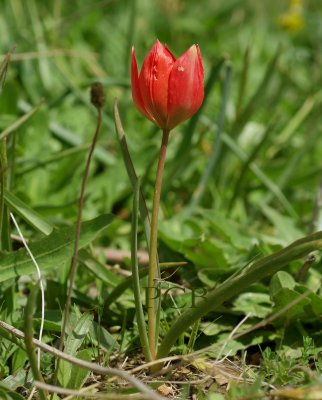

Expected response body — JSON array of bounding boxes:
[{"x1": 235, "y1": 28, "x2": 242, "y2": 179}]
[
  {"x1": 167, "y1": 45, "x2": 204, "y2": 129},
  {"x1": 139, "y1": 40, "x2": 175, "y2": 128},
  {"x1": 131, "y1": 47, "x2": 155, "y2": 123}
]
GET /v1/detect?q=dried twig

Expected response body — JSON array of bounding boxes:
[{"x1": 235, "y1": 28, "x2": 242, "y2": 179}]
[{"x1": 0, "y1": 320, "x2": 165, "y2": 400}]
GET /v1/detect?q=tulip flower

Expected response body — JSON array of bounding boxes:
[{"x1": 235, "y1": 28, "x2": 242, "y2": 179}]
[
  {"x1": 130, "y1": 40, "x2": 204, "y2": 363},
  {"x1": 131, "y1": 39, "x2": 204, "y2": 130}
]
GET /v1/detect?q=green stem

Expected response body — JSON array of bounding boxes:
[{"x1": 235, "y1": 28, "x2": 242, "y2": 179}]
[
  {"x1": 103, "y1": 261, "x2": 187, "y2": 311},
  {"x1": 24, "y1": 284, "x2": 47, "y2": 400},
  {"x1": 156, "y1": 231, "x2": 322, "y2": 363},
  {"x1": 236, "y1": 45, "x2": 250, "y2": 118},
  {"x1": 148, "y1": 129, "x2": 170, "y2": 359},
  {"x1": 131, "y1": 179, "x2": 152, "y2": 362},
  {"x1": 0, "y1": 142, "x2": 5, "y2": 246},
  {"x1": 114, "y1": 99, "x2": 152, "y2": 249},
  {"x1": 0, "y1": 139, "x2": 11, "y2": 251}
]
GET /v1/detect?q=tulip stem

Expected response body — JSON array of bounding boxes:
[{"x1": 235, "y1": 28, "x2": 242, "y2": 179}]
[{"x1": 148, "y1": 128, "x2": 170, "y2": 360}]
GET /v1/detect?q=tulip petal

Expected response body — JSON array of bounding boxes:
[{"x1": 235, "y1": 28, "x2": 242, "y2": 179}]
[
  {"x1": 139, "y1": 40, "x2": 175, "y2": 128},
  {"x1": 131, "y1": 47, "x2": 156, "y2": 123},
  {"x1": 167, "y1": 45, "x2": 204, "y2": 129}
]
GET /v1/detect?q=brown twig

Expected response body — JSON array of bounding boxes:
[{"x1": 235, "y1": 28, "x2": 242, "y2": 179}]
[
  {"x1": 0, "y1": 320, "x2": 165, "y2": 400},
  {"x1": 55, "y1": 83, "x2": 105, "y2": 383},
  {"x1": 34, "y1": 380, "x2": 156, "y2": 399}
]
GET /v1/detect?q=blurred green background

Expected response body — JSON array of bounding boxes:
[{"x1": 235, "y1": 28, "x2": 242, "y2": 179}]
[
  {"x1": 1, "y1": 0, "x2": 321, "y2": 230},
  {"x1": 1, "y1": 0, "x2": 322, "y2": 387}
]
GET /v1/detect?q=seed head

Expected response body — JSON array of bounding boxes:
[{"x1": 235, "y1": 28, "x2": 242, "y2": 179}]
[{"x1": 90, "y1": 82, "x2": 105, "y2": 109}]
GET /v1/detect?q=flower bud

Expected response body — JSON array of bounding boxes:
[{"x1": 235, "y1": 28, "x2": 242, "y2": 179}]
[
  {"x1": 90, "y1": 82, "x2": 105, "y2": 109},
  {"x1": 131, "y1": 40, "x2": 204, "y2": 130}
]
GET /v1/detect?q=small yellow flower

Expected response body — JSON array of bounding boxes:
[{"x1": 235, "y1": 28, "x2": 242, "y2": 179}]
[
  {"x1": 278, "y1": 0, "x2": 305, "y2": 33},
  {"x1": 278, "y1": 13, "x2": 304, "y2": 32},
  {"x1": 290, "y1": 0, "x2": 303, "y2": 8}
]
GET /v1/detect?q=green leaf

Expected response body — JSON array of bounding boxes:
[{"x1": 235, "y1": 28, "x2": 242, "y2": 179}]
[
  {"x1": 0, "y1": 99, "x2": 44, "y2": 142},
  {"x1": 183, "y1": 238, "x2": 228, "y2": 269},
  {"x1": 231, "y1": 46, "x2": 280, "y2": 137},
  {"x1": 0, "y1": 214, "x2": 114, "y2": 282},
  {"x1": 0, "y1": 385, "x2": 25, "y2": 400},
  {"x1": 33, "y1": 310, "x2": 118, "y2": 350},
  {"x1": 0, "y1": 369, "x2": 29, "y2": 391},
  {"x1": 67, "y1": 348, "x2": 92, "y2": 390},
  {"x1": 297, "y1": 285, "x2": 322, "y2": 318},
  {"x1": 49, "y1": 121, "x2": 115, "y2": 166},
  {"x1": 4, "y1": 189, "x2": 53, "y2": 235},
  {"x1": 208, "y1": 394, "x2": 225, "y2": 400},
  {"x1": 203, "y1": 210, "x2": 253, "y2": 250},
  {"x1": 261, "y1": 205, "x2": 303, "y2": 245},
  {"x1": 271, "y1": 288, "x2": 310, "y2": 320},
  {"x1": 157, "y1": 231, "x2": 322, "y2": 360},
  {"x1": 79, "y1": 249, "x2": 122, "y2": 287},
  {"x1": 0, "y1": 47, "x2": 14, "y2": 90},
  {"x1": 58, "y1": 313, "x2": 93, "y2": 387},
  {"x1": 232, "y1": 292, "x2": 272, "y2": 318},
  {"x1": 201, "y1": 315, "x2": 237, "y2": 336},
  {"x1": 216, "y1": 329, "x2": 276, "y2": 355},
  {"x1": 221, "y1": 132, "x2": 297, "y2": 218},
  {"x1": 65, "y1": 312, "x2": 93, "y2": 354},
  {"x1": 270, "y1": 271, "x2": 296, "y2": 298},
  {"x1": 114, "y1": 99, "x2": 151, "y2": 248}
]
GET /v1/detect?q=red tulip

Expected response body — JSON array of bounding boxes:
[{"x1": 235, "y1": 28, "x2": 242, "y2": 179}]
[{"x1": 131, "y1": 40, "x2": 204, "y2": 130}]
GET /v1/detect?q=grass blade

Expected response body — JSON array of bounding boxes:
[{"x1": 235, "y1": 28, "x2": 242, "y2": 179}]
[
  {"x1": 229, "y1": 120, "x2": 277, "y2": 209},
  {"x1": 157, "y1": 230, "x2": 322, "y2": 361},
  {"x1": 236, "y1": 45, "x2": 250, "y2": 118},
  {"x1": 114, "y1": 98, "x2": 151, "y2": 247},
  {"x1": 231, "y1": 46, "x2": 280, "y2": 137},
  {"x1": 0, "y1": 45, "x2": 15, "y2": 89},
  {"x1": 221, "y1": 131, "x2": 297, "y2": 217},
  {"x1": 131, "y1": 178, "x2": 151, "y2": 362},
  {"x1": 5, "y1": 189, "x2": 53, "y2": 235},
  {"x1": 263, "y1": 120, "x2": 322, "y2": 208},
  {"x1": 0, "y1": 99, "x2": 44, "y2": 142},
  {"x1": 24, "y1": 285, "x2": 47, "y2": 400},
  {"x1": 0, "y1": 214, "x2": 114, "y2": 282},
  {"x1": 189, "y1": 61, "x2": 231, "y2": 211}
]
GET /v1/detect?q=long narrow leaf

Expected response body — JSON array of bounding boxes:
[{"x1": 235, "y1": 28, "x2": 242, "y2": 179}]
[
  {"x1": 114, "y1": 98, "x2": 151, "y2": 247},
  {"x1": 131, "y1": 179, "x2": 151, "y2": 361},
  {"x1": 0, "y1": 45, "x2": 15, "y2": 89},
  {"x1": 0, "y1": 99, "x2": 44, "y2": 142},
  {"x1": 189, "y1": 61, "x2": 231, "y2": 211},
  {"x1": 0, "y1": 214, "x2": 114, "y2": 282},
  {"x1": 4, "y1": 189, "x2": 53, "y2": 235},
  {"x1": 229, "y1": 120, "x2": 277, "y2": 209},
  {"x1": 231, "y1": 46, "x2": 280, "y2": 137},
  {"x1": 157, "y1": 230, "x2": 322, "y2": 360},
  {"x1": 221, "y1": 131, "x2": 297, "y2": 217}
]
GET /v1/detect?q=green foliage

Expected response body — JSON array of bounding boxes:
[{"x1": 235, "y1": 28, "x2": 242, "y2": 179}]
[
  {"x1": 4, "y1": 189, "x2": 53, "y2": 235},
  {"x1": 0, "y1": 386, "x2": 24, "y2": 400},
  {"x1": 57, "y1": 312, "x2": 93, "y2": 388},
  {"x1": 0, "y1": 0, "x2": 322, "y2": 398},
  {"x1": 0, "y1": 214, "x2": 114, "y2": 281}
]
